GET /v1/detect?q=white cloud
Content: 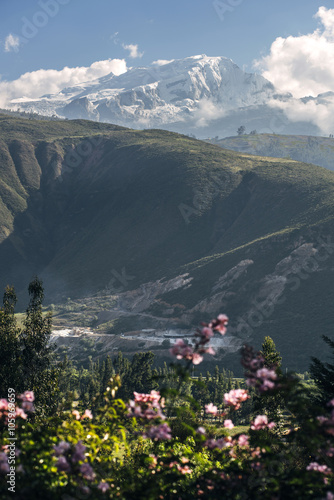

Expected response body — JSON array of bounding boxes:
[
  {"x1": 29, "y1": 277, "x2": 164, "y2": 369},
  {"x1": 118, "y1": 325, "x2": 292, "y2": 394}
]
[
  {"x1": 4, "y1": 34, "x2": 20, "y2": 53},
  {"x1": 0, "y1": 59, "x2": 127, "y2": 108},
  {"x1": 254, "y1": 6, "x2": 334, "y2": 98},
  {"x1": 152, "y1": 59, "x2": 175, "y2": 66},
  {"x1": 254, "y1": 6, "x2": 334, "y2": 134},
  {"x1": 122, "y1": 43, "x2": 144, "y2": 59},
  {"x1": 192, "y1": 98, "x2": 227, "y2": 128}
]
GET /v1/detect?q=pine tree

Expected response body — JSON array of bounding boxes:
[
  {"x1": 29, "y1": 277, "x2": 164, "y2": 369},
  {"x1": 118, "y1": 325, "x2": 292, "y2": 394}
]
[
  {"x1": 20, "y1": 277, "x2": 60, "y2": 414},
  {"x1": 254, "y1": 336, "x2": 285, "y2": 431},
  {"x1": 260, "y1": 336, "x2": 282, "y2": 371},
  {"x1": 310, "y1": 335, "x2": 334, "y2": 406},
  {"x1": 0, "y1": 286, "x2": 21, "y2": 396}
]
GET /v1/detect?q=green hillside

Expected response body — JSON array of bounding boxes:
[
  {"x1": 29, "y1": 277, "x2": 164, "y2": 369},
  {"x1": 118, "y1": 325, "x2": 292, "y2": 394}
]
[
  {"x1": 208, "y1": 133, "x2": 334, "y2": 171},
  {"x1": 1, "y1": 114, "x2": 334, "y2": 371}
]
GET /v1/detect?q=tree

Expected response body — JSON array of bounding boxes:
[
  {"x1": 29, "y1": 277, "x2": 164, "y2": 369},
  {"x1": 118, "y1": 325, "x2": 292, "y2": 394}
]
[
  {"x1": 0, "y1": 286, "x2": 21, "y2": 396},
  {"x1": 237, "y1": 125, "x2": 246, "y2": 136},
  {"x1": 253, "y1": 336, "x2": 284, "y2": 430},
  {"x1": 250, "y1": 129, "x2": 257, "y2": 135},
  {"x1": 20, "y1": 277, "x2": 60, "y2": 414},
  {"x1": 310, "y1": 335, "x2": 334, "y2": 406},
  {"x1": 261, "y1": 336, "x2": 282, "y2": 371}
]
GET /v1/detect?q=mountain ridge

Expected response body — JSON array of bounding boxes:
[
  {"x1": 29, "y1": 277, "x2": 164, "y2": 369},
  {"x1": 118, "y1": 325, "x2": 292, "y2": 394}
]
[{"x1": 9, "y1": 55, "x2": 321, "y2": 138}]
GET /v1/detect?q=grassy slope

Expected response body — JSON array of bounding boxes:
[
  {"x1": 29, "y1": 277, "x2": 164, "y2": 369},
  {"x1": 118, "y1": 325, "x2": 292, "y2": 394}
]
[{"x1": 208, "y1": 133, "x2": 334, "y2": 171}]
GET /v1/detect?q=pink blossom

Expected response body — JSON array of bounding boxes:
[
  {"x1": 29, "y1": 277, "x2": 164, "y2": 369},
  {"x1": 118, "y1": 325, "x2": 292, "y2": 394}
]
[
  {"x1": 15, "y1": 407, "x2": 27, "y2": 420},
  {"x1": 19, "y1": 391, "x2": 35, "y2": 402},
  {"x1": 205, "y1": 437, "x2": 233, "y2": 450},
  {"x1": 209, "y1": 314, "x2": 229, "y2": 335},
  {"x1": 256, "y1": 368, "x2": 277, "y2": 380},
  {"x1": 251, "y1": 415, "x2": 276, "y2": 431},
  {"x1": 177, "y1": 464, "x2": 192, "y2": 474},
  {"x1": 327, "y1": 399, "x2": 334, "y2": 407},
  {"x1": 0, "y1": 399, "x2": 8, "y2": 411},
  {"x1": 224, "y1": 419, "x2": 234, "y2": 429},
  {"x1": 22, "y1": 401, "x2": 34, "y2": 412},
  {"x1": 306, "y1": 462, "x2": 331, "y2": 475},
  {"x1": 224, "y1": 389, "x2": 249, "y2": 410},
  {"x1": 237, "y1": 434, "x2": 249, "y2": 447},
  {"x1": 81, "y1": 409, "x2": 93, "y2": 420},
  {"x1": 200, "y1": 327, "x2": 214, "y2": 342},
  {"x1": 144, "y1": 423, "x2": 172, "y2": 440},
  {"x1": 98, "y1": 482, "x2": 110, "y2": 493},
  {"x1": 205, "y1": 403, "x2": 218, "y2": 415},
  {"x1": 192, "y1": 353, "x2": 203, "y2": 365},
  {"x1": 327, "y1": 493, "x2": 334, "y2": 500},
  {"x1": 196, "y1": 427, "x2": 206, "y2": 435},
  {"x1": 72, "y1": 410, "x2": 80, "y2": 420}
]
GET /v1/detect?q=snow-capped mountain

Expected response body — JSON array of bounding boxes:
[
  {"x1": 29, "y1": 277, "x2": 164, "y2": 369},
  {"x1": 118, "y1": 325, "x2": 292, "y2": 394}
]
[{"x1": 10, "y1": 55, "x2": 321, "y2": 137}]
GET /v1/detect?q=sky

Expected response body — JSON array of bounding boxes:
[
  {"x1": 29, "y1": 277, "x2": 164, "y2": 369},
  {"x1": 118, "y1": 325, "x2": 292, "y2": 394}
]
[{"x1": 1, "y1": 0, "x2": 334, "y2": 114}]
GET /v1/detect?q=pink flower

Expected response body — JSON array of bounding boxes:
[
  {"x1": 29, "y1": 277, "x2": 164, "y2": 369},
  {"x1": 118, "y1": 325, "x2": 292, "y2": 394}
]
[
  {"x1": 81, "y1": 409, "x2": 93, "y2": 420},
  {"x1": 0, "y1": 399, "x2": 8, "y2": 411},
  {"x1": 251, "y1": 415, "x2": 276, "y2": 431},
  {"x1": 205, "y1": 403, "x2": 218, "y2": 415},
  {"x1": 209, "y1": 314, "x2": 229, "y2": 335},
  {"x1": 98, "y1": 482, "x2": 110, "y2": 493},
  {"x1": 224, "y1": 419, "x2": 234, "y2": 429},
  {"x1": 22, "y1": 401, "x2": 34, "y2": 412},
  {"x1": 72, "y1": 410, "x2": 80, "y2": 420},
  {"x1": 306, "y1": 462, "x2": 331, "y2": 475},
  {"x1": 256, "y1": 368, "x2": 277, "y2": 380},
  {"x1": 224, "y1": 389, "x2": 249, "y2": 410},
  {"x1": 251, "y1": 415, "x2": 268, "y2": 430},
  {"x1": 237, "y1": 434, "x2": 249, "y2": 447},
  {"x1": 15, "y1": 407, "x2": 27, "y2": 420},
  {"x1": 196, "y1": 427, "x2": 206, "y2": 435},
  {"x1": 177, "y1": 464, "x2": 192, "y2": 474},
  {"x1": 327, "y1": 399, "x2": 334, "y2": 407},
  {"x1": 19, "y1": 391, "x2": 35, "y2": 402},
  {"x1": 327, "y1": 493, "x2": 334, "y2": 500},
  {"x1": 192, "y1": 353, "x2": 203, "y2": 365},
  {"x1": 144, "y1": 423, "x2": 172, "y2": 440}
]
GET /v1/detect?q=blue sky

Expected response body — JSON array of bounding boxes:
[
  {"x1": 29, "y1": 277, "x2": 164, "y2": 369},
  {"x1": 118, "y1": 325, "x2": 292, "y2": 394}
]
[
  {"x1": 1, "y1": 0, "x2": 334, "y2": 118},
  {"x1": 0, "y1": 0, "x2": 329, "y2": 80}
]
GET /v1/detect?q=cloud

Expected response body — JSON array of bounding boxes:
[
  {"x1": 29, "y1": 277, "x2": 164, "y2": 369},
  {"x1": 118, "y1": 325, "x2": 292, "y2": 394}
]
[
  {"x1": 192, "y1": 98, "x2": 227, "y2": 128},
  {"x1": 122, "y1": 43, "x2": 144, "y2": 59},
  {"x1": 268, "y1": 94, "x2": 334, "y2": 135},
  {"x1": 152, "y1": 59, "x2": 175, "y2": 66},
  {"x1": 4, "y1": 34, "x2": 20, "y2": 53},
  {"x1": 0, "y1": 59, "x2": 127, "y2": 108},
  {"x1": 254, "y1": 6, "x2": 334, "y2": 98}
]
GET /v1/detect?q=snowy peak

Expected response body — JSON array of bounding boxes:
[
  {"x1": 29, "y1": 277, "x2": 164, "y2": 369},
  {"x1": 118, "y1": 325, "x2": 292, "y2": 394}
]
[{"x1": 10, "y1": 54, "x2": 318, "y2": 137}]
